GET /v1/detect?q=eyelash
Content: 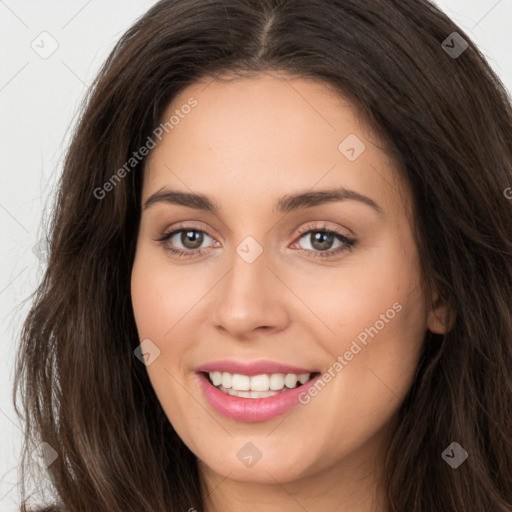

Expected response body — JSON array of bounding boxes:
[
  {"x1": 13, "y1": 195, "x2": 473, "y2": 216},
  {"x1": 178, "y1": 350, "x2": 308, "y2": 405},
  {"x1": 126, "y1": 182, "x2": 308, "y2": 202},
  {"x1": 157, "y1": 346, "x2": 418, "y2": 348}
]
[{"x1": 154, "y1": 222, "x2": 356, "y2": 260}]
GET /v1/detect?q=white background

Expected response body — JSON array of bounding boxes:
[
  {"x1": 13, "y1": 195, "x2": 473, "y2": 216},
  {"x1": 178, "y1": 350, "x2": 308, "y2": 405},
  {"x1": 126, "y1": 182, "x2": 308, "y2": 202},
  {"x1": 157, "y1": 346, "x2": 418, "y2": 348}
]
[{"x1": 1, "y1": 1, "x2": 511, "y2": 510}]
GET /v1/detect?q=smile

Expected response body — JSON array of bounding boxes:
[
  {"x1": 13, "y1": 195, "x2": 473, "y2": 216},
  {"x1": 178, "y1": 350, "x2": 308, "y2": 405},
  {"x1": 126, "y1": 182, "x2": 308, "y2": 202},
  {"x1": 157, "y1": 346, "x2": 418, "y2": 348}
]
[
  {"x1": 196, "y1": 366, "x2": 321, "y2": 422},
  {"x1": 206, "y1": 371, "x2": 314, "y2": 398}
]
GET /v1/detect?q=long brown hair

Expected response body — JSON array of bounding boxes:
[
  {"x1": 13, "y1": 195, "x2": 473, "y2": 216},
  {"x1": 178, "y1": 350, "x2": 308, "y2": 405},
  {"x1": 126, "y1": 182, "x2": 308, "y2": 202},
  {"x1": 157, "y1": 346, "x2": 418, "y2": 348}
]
[{"x1": 14, "y1": 1, "x2": 512, "y2": 510}]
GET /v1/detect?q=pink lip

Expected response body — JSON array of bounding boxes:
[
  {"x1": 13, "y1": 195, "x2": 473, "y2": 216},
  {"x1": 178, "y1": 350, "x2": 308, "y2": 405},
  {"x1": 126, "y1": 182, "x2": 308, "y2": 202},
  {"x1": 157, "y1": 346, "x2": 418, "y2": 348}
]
[
  {"x1": 196, "y1": 359, "x2": 318, "y2": 376},
  {"x1": 196, "y1": 372, "x2": 321, "y2": 422}
]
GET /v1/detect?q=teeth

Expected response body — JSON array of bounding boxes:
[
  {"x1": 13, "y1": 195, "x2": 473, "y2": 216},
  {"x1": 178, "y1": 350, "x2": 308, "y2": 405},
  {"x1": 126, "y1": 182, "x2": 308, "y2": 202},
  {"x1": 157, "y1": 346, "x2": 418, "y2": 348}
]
[
  {"x1": 209, "y1": 371, "x2": 312, "y2": 392},
  {"x1": 221, "y1": 372, "x2": 232, "y2": 388},
  {"x1": 224, "y1": 387, "x2": 280, "y2": 398},
  {"x1": 270, "y1": 373, "x2": 286, "y2": 390},
  {"x1": 211, "y1": 371, "x2": 223, "y2": 386},
  {"x1": 284, "y1": 374, "x2": 298, "y2": 388},
  {"x1": 250, "y1": 374, "x2": 269, "y2": 391},
  {"x1": 231, "y1": 374, "x2": 250, "y2": 391},
  {"x1": 298, "y1": 373, "x2": 310, "y2": 385}
]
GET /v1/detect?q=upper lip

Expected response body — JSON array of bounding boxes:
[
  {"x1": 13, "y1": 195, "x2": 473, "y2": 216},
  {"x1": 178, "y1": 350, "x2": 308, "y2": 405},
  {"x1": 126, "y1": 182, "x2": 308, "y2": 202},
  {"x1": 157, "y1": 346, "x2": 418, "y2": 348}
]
[{"x1": 196, "y1": 360, "x2": 319, "y2": 376}]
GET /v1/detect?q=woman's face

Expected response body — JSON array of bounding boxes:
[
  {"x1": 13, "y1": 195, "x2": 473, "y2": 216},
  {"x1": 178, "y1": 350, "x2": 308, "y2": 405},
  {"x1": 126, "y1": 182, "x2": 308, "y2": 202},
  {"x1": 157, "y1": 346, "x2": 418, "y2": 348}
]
[{"x1": 131, "y1": 72, "x2": 448, "y2": 492}]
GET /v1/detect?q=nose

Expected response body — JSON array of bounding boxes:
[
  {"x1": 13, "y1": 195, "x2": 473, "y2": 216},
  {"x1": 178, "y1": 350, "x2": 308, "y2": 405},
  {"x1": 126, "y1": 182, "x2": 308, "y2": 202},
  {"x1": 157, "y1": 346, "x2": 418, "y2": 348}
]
[{"x1": 210, "y1": 245, "x2": 290, "y2": 340}]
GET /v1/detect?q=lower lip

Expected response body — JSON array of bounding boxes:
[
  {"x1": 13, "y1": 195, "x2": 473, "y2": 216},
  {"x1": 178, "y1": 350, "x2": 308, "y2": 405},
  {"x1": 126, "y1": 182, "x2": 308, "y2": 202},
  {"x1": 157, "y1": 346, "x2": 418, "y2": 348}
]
[{"x1": 197, "y1": 372, "x2": 321, "y2": 422}]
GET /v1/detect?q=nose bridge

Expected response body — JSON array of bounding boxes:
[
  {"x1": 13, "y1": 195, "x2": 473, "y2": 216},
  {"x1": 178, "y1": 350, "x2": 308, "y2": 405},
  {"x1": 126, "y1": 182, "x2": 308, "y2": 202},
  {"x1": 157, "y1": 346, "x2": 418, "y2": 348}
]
[
  {"x1": 224, "y1": 234, "x2": 271, "y2": 308},
  {"x1": 212, "y1": 233, "x2": 288, "y2": 336}
]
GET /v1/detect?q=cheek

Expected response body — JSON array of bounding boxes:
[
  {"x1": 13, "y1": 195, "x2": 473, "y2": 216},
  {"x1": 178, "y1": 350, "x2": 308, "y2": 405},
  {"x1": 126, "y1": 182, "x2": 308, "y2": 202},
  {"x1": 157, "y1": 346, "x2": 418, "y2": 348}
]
[
  {"x1": 306, "y1": 234, "x2": 428, "y2": 395},
  {"x1": 131, "y1": 246, "x2": 202, "y2": 341},
  {"x1": 130, "y1": 269, "x2": 166, "y2": 339},
  {"x1": 332, "y1": 249, "x2": 427, "y2": 395},
  {"x1": 131, "y1": 251, "x2": 203, "y2": 436},
  {"x1": 298, "y1": 238, "x2": 426, "y2": 343},
  {"x1": 130, "y1": 246, "x2": 210, "y2": 382},
  {"x1": 367, "y1": 278, "x2": 429, "y2": 384},
  {"x1": 130, "y1": 249, "x2": 191, "y2": 401}
]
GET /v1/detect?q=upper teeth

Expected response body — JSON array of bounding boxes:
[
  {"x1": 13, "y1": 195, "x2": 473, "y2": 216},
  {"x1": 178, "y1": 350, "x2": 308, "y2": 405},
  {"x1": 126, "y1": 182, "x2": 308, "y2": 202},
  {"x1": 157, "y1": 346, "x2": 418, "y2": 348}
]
[{"x1": 208, "y1": 371, "x2": 311, "y2": 391}]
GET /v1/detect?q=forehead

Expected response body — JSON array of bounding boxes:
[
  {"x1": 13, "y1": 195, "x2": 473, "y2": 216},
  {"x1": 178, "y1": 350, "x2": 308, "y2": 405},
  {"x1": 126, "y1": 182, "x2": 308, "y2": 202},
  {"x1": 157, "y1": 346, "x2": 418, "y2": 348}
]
[{"x1": 143, "y1": 72, "x2": 410, "y2": 220}]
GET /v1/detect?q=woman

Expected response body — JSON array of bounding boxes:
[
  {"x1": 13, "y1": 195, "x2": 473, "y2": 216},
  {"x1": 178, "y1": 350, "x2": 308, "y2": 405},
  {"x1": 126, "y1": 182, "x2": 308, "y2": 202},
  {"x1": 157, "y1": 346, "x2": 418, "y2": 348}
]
[{"x1": 14, "y1": 0, "x2": 512, "y2": 511}]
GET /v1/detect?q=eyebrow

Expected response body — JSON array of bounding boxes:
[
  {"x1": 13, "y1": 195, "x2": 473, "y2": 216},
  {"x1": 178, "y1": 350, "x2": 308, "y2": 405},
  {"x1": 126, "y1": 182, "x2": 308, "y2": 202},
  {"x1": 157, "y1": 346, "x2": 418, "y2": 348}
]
[{"x1": 143, "y1": 187, "x2": 383, "y2": 215}]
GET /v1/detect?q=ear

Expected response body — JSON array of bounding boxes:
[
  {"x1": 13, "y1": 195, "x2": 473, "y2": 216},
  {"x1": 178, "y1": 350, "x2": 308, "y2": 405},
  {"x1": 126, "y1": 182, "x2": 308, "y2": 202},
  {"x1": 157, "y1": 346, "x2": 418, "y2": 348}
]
[{"x1": 427, "y1": 289, "x2": 454, "y2": 334}]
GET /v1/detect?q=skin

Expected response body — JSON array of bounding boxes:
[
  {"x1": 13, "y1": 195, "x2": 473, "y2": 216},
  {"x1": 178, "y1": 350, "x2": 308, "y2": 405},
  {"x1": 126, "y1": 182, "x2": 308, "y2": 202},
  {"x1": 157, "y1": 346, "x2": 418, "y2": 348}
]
[{"x1": 131, "y1": 71, "x2": 451, "y2": 512}]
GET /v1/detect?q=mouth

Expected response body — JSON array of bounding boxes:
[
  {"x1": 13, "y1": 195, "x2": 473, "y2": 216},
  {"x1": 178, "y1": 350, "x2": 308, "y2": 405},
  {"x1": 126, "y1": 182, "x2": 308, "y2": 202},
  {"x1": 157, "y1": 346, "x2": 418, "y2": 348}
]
[
  {"x1": 194, "y1": 359, "x2": 323, "y2": 421},
  {"x1": 197, "y1": 369, "x2": 322, "y2": 422},
  {"x1": 201, "y1": 370, "x2": 321, "y2": 399}
]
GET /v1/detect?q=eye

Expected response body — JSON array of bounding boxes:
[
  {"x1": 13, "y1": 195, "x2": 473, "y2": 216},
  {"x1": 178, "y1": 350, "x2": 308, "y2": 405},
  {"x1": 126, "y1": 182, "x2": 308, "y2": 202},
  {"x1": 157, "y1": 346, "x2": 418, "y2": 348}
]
[
  {"x1": 292, "y1": 224, "x2": 356, "y2": 259},
  {"x1": 153, "y1": 222, "x2": 356, "y2": 259},
  {"x1": 154, "y1": 223, "x2": 216, "y2": 259}
]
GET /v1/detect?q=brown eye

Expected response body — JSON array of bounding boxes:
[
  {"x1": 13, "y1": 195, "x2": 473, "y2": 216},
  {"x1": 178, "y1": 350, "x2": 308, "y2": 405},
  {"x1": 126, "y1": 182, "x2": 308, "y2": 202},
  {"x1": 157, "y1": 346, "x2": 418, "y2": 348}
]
[
  {"x1": 154, "y1": 225, "x2": 216, "y2": 258},
  {"x1": 301, "y1": 231, "x2": 338, "y2": 251},
  {"x1": 177, "y1": 229, "x2": 205, "y2": 250},
  {"x1": 293, "y1": 225, "x2": 356, "y2": 259}
]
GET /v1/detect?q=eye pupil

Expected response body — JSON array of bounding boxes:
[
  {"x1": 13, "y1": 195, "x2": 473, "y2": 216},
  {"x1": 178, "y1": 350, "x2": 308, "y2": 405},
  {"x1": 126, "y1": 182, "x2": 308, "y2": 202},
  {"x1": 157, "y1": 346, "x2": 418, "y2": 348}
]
[
  {"x1": 311, "y1": 231, "x2": 334, "y2": 251},
  {"x1": 182, "y1": 230, "x2": 203, "y2": 249}
]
